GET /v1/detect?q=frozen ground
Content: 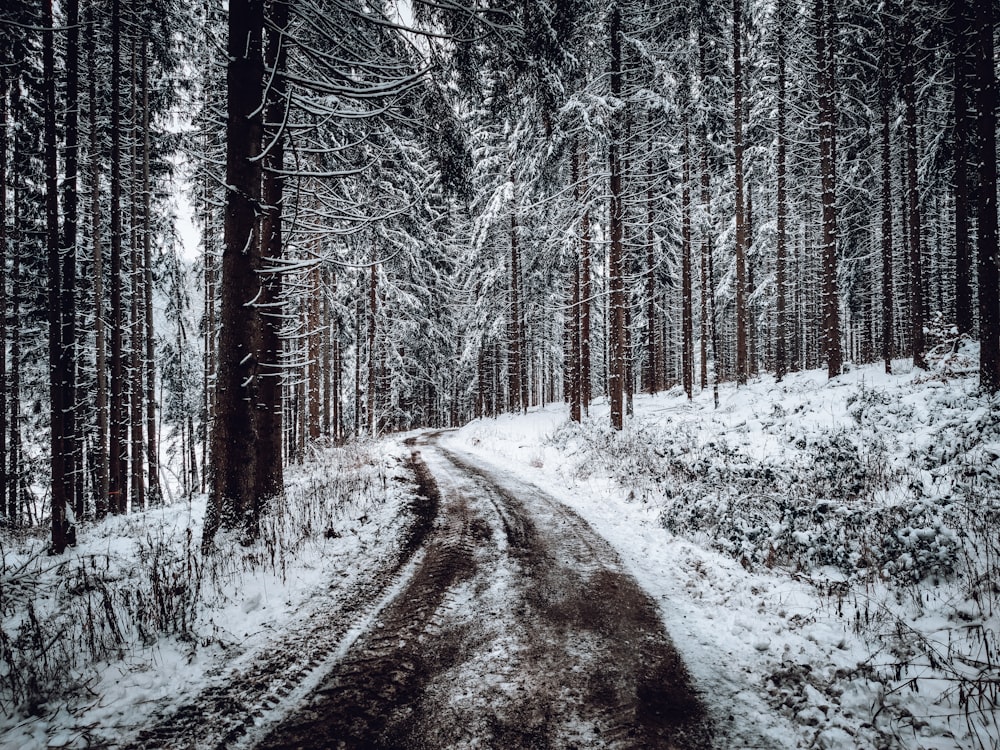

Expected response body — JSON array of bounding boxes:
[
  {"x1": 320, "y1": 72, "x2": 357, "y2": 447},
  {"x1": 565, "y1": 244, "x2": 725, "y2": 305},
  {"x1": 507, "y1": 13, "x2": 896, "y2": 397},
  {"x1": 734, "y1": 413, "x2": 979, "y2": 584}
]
[
  {"x1": 0, "y1": 440, "x2": 421, "y2": 749},
  {"x1": 446, "y1": 347, "x2": 1000, "y2": 749},
  {"x1": 1, "y1": 345, "x2": 997, "y2": 749}
]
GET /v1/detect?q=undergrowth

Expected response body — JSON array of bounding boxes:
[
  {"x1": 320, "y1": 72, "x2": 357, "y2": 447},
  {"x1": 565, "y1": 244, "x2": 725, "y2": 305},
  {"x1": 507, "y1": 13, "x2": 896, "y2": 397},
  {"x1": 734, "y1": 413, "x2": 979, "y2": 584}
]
[
  {"x1": 0, "y1": 439, "x2": 394, "y2": 717},
  {"x1": 548, "y1": 366, "x2": 1000, "y2": 746}
]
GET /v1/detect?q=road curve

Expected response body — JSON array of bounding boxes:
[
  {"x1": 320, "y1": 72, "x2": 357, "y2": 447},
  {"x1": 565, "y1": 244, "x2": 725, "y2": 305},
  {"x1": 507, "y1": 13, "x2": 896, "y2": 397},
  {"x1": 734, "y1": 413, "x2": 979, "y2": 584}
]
[{"x1": 258, "y1": 432, "x2": 713, "y2": 749}]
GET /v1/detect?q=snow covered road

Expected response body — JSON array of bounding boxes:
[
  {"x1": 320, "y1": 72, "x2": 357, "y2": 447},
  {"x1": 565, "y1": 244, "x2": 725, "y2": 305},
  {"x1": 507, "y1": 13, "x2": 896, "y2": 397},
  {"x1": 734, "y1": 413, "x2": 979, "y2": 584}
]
[{"x1": 257, "y1": 432, "x2": 712, "y2": 749}]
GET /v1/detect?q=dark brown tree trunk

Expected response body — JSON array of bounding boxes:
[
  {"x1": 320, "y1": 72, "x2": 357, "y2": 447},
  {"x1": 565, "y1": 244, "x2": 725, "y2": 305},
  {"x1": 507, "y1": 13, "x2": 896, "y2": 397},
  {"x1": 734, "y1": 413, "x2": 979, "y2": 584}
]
[
  {"x1": 700, "y1": 121, "x2": 711, "y2": 392},
  {"x1": 109, "y1": 0, "x2": 128, "y2": 515},
  {"x1": 1, "y1": 73, "x2": 8, "y2": 521},
  {"x1": 569, "y1": 146, "x2": 582, "y2": 423},
  {"x1": 509, "y1": 212, "x2": 524, "y2": 413},
  {"x1": 141, "y1": 39, "x2": 159, "y2": 506},
  {"x1": 580, "y1": 149, "x2": 591, "y2": 417},
  {"x1": 609, "y1": 4, "x2": 625, "y2": 430},
  {"x1": 646, "y1": 155, "x2": 659, "y2": 395},
  {"x1": 367, "y1": 252, "x2": 378, "y2": 436},
  {"x1": 257, "y1": 0, "x2": 287, "y2": 500},
  {"x1": 775, "y1": 0, "x2": 788, "y2": 382},
  {"x1": 308, "y1": 267, "x2": 321, "y2": 441},
  {"x1": 682, "y1": 119, "x2": 693, "y2": 399},
  {"x1": 952, "y1": 0, "x2": 974, "y2": 337},
  {"x1": 130, "y1": 42, "x2": 145, "y2": 513},
  {"x1": 733, "y1": 0, "x2": 748, "y2": 386},
  {"x1": 90, "y1": 13, "x2": 108, "y2": 512},
  {"x1": 817, "y1": 0, "x2": 842, "y2": 378},
  {"x1": 902, "y1": 17, "x2": 926, "y2": 370},
  {"x1": 880, "y1": 32, "x2": 894, "y2": 375},
  {"x1": 44, "y1": 0, "x2": 69, "y2": 552},
  {"x1": 976, "y1": 0, "x2": 1000, "y2": 392},
  {"x1": 205, "y1": 0, "x2": 265, "y2": 546},
  {"x1": 63, "y1": 0, "x2": 80, "y2": 523}
]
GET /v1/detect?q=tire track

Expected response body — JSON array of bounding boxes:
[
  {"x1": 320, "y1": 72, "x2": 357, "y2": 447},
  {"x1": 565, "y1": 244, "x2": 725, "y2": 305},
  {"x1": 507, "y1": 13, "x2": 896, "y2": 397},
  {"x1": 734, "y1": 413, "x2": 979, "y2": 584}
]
[
  {"x1": 122, "y1": 453, "x2": 439, "y2": 750},
  {"x1": 258, "y1": 436, "x2": 713, "y2": 749}
]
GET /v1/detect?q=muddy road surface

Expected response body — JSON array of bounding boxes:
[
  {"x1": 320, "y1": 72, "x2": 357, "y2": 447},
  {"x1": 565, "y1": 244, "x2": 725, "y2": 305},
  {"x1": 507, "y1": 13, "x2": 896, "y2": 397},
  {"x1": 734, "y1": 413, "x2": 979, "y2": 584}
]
[{"x1": 257, "y1": 434, "x2": 712, "y2": 749}]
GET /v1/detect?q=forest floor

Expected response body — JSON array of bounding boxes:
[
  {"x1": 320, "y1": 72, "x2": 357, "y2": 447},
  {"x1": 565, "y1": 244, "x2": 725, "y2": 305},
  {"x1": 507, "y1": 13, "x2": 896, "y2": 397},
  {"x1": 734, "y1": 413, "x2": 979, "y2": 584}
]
[{"x1": 1, "y1": 342, "x2": 998, "y2": 749}]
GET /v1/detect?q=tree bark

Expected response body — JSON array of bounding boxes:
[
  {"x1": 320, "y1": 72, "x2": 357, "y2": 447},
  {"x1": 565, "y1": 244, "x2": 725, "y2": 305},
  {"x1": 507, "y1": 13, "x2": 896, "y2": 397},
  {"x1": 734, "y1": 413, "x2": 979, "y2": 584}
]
[
  {"x1": 902, "y1": 17, "x2": 926, "y2": 370},
  {"x1": 975, "y1": 0, "x2": 1000, "y2": 392},
  {"x1": 880, "y1": 28, "x2": 894, "y2": 374},
  {"x1": 608, "y1": 4, "x2": 625, "y2": 430},
  {"x1": 141, "y1": 37, "x2": 160, "y2": 506},
  {"x1": 205, "y1": 0, "x2": 265, "y2": 547},
  {"x1": 775, "y1": 0, "x2": 788, "y2": 382},
  {"x1": 109, "y1": 0, "x2": 128, "y2": 515},
  {"x1": 733, "y1": 0, "x2": 748, "y2": 386},
  {"x1": 509, "y1": 211, "x2": 524, "y2": 413},
  {"x1": 44, "y1": 0, "x2": 70, "y2": 552},
  {"x1": 817, "y1": 0, "x2": 842, "y2": 378},
  {"x1": 952, "y1": 0, "x2": 974, "y2": 337},
  {"x1": 682, "y1": 119, "x2": 693, "y2": 399}
]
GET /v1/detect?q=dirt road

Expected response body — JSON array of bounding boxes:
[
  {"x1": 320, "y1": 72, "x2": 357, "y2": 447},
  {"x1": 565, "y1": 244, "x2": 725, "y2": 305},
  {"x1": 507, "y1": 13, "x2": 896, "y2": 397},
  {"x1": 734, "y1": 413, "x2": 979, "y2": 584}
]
[{"x1": 257, "y1": 434, "x2": 712, "y2": 749}]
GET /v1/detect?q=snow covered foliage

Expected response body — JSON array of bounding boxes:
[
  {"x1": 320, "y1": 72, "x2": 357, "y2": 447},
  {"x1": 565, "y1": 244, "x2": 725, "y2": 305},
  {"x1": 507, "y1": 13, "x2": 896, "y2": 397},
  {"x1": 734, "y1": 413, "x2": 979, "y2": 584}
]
[
  {"x1": 450, "y1": 350, "x2": 1000, "y2": 748},
  {"x1": 0, "y1": 440, "x2": 414, "y2": 741}
]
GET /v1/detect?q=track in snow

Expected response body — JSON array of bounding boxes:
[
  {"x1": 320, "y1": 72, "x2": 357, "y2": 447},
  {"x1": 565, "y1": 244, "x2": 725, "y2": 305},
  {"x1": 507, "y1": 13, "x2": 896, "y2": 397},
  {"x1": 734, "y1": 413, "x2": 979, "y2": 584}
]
[{"x1": 258, "y1": 433, "x2": 712, "y2": 749}]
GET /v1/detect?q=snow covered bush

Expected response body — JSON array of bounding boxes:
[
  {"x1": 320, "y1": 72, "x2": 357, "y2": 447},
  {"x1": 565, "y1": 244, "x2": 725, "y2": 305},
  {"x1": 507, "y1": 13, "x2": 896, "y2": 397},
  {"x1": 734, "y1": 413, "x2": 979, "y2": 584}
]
[{"x1": 0, "y1": 439, "x2": 401, "y2": 718}]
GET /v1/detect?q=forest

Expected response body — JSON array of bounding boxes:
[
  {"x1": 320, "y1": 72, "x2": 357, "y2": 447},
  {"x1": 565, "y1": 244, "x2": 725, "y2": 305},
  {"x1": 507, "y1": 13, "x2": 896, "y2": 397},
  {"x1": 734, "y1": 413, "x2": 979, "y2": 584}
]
[{"x1": 1, "y1": 0, "x2": 999, "y2": 746}]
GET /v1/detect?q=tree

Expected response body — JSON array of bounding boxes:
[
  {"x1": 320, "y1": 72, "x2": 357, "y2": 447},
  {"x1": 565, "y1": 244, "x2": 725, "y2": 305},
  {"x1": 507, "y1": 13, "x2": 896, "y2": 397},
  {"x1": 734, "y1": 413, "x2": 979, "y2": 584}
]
[
  {"x1": 975, "y1": 0, "x2": 999, "y2": 392},
  {"x1": 816, "y1": 0, "x2": 841, "y2": 378},
  {"x1": 205, "y1": 0, "x2": 265, "y2": 546},
  {"x1": 902, "y1": 14, "x2": 926, "y2": 370}
]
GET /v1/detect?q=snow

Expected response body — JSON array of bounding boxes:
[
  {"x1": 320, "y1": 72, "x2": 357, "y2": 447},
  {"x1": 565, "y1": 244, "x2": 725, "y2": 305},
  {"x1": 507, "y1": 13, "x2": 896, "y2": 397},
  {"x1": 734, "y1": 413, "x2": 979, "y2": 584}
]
[
  {"x1": 2, "y1": 347, "x2": 998, "y2": 749},
  {"x1": 0, "y1": 440, "x2": 417, "y2": 749},
  {"x1": 443, "y1": 350, "x2": 1000, "y2": 749}
]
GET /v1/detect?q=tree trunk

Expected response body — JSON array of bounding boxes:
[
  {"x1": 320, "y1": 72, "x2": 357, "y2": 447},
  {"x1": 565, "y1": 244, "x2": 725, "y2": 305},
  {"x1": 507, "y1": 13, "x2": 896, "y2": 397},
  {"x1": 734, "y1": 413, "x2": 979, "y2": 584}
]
[
  {"x1": 109, "y1": 0, "x2": 128, "y2": 515},
  {"x1": 903, "y1": 17, "x2": 926, "y2": 370},
  {"x1": 141, "y1": 38, "x2": 160, "y2": 506},
  {"x1": 257, "y1": 0, "x2": 287, "y2": 501},
  {"x1": 733, "y1": 0, "x2": 748, "y2": 386},
  {"x1": 367, "y1": 252, "x2": 378, "y2": 436},
  {"x1": 608, "y1": 4, "x2": 625, "y2": 430},
  {"x1": 1, "y1": 73, "x2": 8, "y2": 521},
  {"x1": 205, "y1": 0, "x2": 265, "y2": 547},
  {"x1": 976, "y1": 0, "x2": 1000, "y2": 392},
  {"x1": 817, "y1": 0, "x2": 842, "y2": 378},
  {"x1": 880, "y1": 31, "x2": 894, "y2": 375},
  {"x1": 44, "y1": 0, "x2": 69, "y2": 552},
  {"x1": 682, "y1": 119, "x2": 693, "y2": 398},
  {"x1": 580, "y1": 146, "x2": 591, "y2": 417},
  {"x1": 647, "y1": 155, "x2": 660, "y2": 395},
  {"x1": 130, "y1": 41, "x2": 145, "y2": 513},
  {"x1": 952, "y1": 0, "x2": 974, "y2": 337},
  {"x1": 509, "y1": 211, "x2": 524, "y2": 413},
  {"x1": 775, "y1": 0, "x2": 788, "y2": 382}
]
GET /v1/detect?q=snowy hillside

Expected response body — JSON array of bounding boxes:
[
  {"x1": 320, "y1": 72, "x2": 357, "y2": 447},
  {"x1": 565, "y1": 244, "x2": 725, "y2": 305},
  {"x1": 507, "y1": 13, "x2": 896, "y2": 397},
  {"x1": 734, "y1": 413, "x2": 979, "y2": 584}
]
[{"x1": 446, "y1": 346, "x2": 1000, "y2": 749}]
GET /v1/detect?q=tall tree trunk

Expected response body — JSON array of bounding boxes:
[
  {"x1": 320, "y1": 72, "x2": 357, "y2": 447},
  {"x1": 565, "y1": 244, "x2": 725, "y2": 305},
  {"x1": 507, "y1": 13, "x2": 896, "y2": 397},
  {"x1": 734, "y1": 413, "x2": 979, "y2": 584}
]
[
  {"x1": 775, "y1": 0, "x2": 788, "y2": 382},
  {"x1": 580, "y1": 146, "x2": 591, "y2": 417},
  {"x1": 130, "y1": 42, "x2": 145, "y2": 513},
  {"x1": 205, "y1": 0, "x2": 265, "y2": 547},
  {"x1": 44, "y1": 0, "x2": 69, "y2": 552},
  {"x1": 817, "y1": 0, "x2": 842, "y2": 378},
  {"x1": 257, "y1": 0, "x2": 287, "y2": 500},
  {"x1": 569, "y1": 146, "x2": 582, "y2": 422},
  {"x1": 880, "y1": 32, "x2": 894, "y2": 375},
  {"x1": 952, "y1": 0, "x2": 973, "y2": 337},
  {"x1": 903, "y1": 17, "x2": 926, "y2": 370},
  {"x1": 1, "y1": 73, "x2": 8, "y2": 521},
  {"x1": 976, "y1": 0, "x2": 1000, "y2": 392},
  {"x1": 109, "y1": 0, "x2": 128, "y2": 515},
  {"x1": 646, "y1": 155, "x2": 659, "y2": 395},
  {"x1": 608, "y1": 4, "x2": 625, "y2": 430},
  {"x1": 367, "y1": 252, "x2": 378, "y2": 436},
  {"x1": 509, "y1": 211, "x2": 524, "y2": 413},
  {"x1": 682, "y1": 119, "x2": 693, "y2": 399},
  {"x1": 141, "y1": 38, "x2": 159, "y2": 506},
  {"x1": 308, "y1": 267, "x2": 321, "y2": 441},
  {"x1": 62, "y1": 0, "x2": 80, "y2": 523},
  {"x1": 733, "y1": 0, "x2": 748, "y2": 386}
]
